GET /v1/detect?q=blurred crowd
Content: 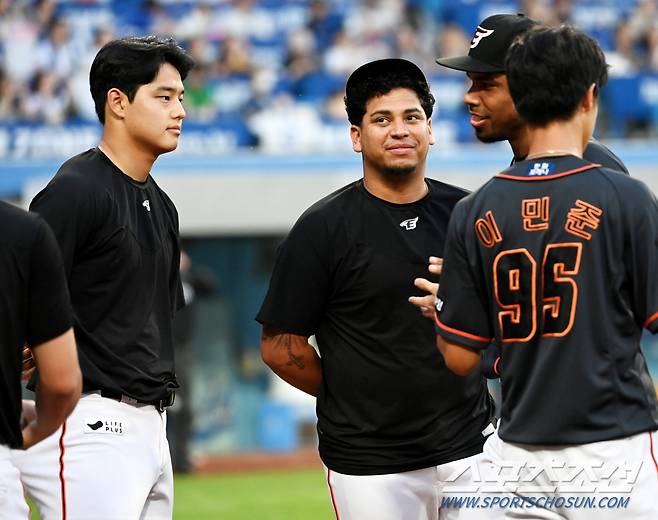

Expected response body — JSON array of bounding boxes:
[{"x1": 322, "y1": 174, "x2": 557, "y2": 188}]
[{"x1": 1, "y1": 0, "x2": 658, "y2": 145}]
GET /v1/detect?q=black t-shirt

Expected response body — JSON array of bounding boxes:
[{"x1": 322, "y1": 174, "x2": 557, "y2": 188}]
[
  {"x1": 257, "y1": 179, "x2": 494, "y2": 475},
  {"x1": 437, "y1": 155, "x2": 658, "y2": 445},
  {"x1": 0, "y1": 202, "x2": 72, "y2": 448},
  {"x1": 30, "y1": 148, "x2": 183, "y2": 403}
]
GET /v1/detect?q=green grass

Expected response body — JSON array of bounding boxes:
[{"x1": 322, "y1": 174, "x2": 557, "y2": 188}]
[
  {"x1": 29, "y1": 469, "x2": 335, "y2": 519},
  {"x1": 173, "y1": 469, "x2": 334, "y2": 519}
]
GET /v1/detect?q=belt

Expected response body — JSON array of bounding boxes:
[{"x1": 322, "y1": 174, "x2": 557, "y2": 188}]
[{"x1": 98, "y1": 389, "x2": 175, "y2": 413}]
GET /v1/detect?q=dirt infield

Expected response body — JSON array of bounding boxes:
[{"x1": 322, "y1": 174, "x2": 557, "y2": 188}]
[{"x1": 194, "y1": 448, "x2": 323, "y2": 474}]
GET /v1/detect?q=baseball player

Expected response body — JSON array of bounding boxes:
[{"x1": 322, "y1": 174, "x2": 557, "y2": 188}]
[
  {"x1": 0, "y1": 201, "x2": 81, "y2": 519},
  {"x1": 257, "y1": 59, "x2": 495, "y2": 520},
  {"x1": 435, "y1": 25, "x2": 658, "y2": 518},
  {"x1": 411, "y1": 14, "x2": 630, "y2": 379},
  {"x1": 12, "y1": 36, "x2": 194, "y2": 519}
]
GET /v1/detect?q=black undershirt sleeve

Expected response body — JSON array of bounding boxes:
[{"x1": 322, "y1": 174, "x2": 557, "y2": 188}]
[
  {"x1": 257, "y1": 210, "x2": 332, "y2": 336},
  {"x1": 26, "y1": 218, "x2": 73, "y2": 347}
]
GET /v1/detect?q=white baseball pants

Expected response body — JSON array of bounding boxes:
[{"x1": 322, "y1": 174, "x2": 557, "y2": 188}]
[
  {"x1": 324, "y1": 452, "x2": 482, "y2": 520},
  {"x1": 12, "y1": 392, "x2": 173, "y2": 519}
]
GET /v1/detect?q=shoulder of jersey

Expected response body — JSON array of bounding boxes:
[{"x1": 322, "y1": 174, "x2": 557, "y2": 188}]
[
  {"x1": 426, "y1": 177, "x2": 470, "y2": 199},
  {"x1": 0, "y1": 201, "x2": 43, "y2": 244},
  {"x1": 56, "y1": 148, "x2": 109, "y2": 183},
  {"x1": 583, "y1": 139, "x2": 629, "y2": 175}
]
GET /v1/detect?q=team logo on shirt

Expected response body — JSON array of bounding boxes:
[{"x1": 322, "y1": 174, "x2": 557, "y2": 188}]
[
  {"x1": 84, "y1": 418, "x2": 125, "y2": 435},
  {"x1": 470, "y1": 26, "x2": 494, "y2": 48},
  {"x1": 399, "y1": 217, "x2": 419, "y2": 230},
  {"x1": 142, "y1": 200, "x2": 151, "y2": 212},
  {"x1": 527, "y1": 162, "x2": 553, "y2": 176}
]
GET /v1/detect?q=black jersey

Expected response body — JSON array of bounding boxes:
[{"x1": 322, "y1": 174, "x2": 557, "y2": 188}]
[
  {"x1": 582, "y1": 139, "x2": 629, "y2": 174},
  {"x1": 436, "y1": 155, "x2": 658, "y2": 445},
  {"x1": 0, "y1": 203, "x2": 72, "y2": 448},
  {"x1": 482, "y1": 139, "x2": 630, "y2": 378},
  {"x1": 257, "y1": 179, "x2": 494, "y2": 475},
  {"x1": 30, "y1": 148, "x2": 183, "y2": 403}
]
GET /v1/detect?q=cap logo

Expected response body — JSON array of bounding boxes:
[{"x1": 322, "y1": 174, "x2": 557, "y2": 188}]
[{"x1": 470, "y1": 26, "x2": 494, "y2": 48}]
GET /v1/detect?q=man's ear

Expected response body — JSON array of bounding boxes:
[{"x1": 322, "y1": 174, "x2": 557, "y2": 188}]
[
  {"x1": 582, "y1": 83, "x2": 597, "y2": 113},
  {"x1": 350, "y1": 124, "x2": 362, "y2": 153},
  {"x1": 106, "y1": 88, "x2": 127, "y2": 120},
  {"x1": 428, "y1": 118, "x2": 435, "y2": 146}
]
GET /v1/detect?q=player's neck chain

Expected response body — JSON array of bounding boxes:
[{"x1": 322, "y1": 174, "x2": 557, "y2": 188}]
[{"x1": 525, "y1": 149, "x2": 580, "y2": 161}]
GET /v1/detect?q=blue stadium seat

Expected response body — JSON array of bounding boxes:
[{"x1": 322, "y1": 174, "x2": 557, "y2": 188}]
[{"x1": 602, "y1": 75, "x2": 656, "y2": 137}]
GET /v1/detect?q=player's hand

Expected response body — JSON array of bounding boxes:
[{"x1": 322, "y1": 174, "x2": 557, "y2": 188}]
[
  {"x1": 22, "y1": 345, "x2": 35, "y2": 381},
  {"x1": 20, "y1": 400, "x2": 36, "y2": 429},
  {"x1": 428, "y1": 256, "x2": 443, "y2": 276},
  {"x1": 409, "y1": 278, "x2": 440, "y2": 319},
  {"x1": 20, "y1": 400, "x2": 40, "y2": 449}
]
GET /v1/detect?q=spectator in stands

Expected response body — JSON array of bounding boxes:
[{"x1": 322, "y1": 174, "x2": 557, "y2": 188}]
[
  {"x1": 0, "y1": 1, "x2": 41, "y2": 84},
  {"x1": 648, "y1": 24, "x2": 658, "y2": 69},
  {"x1": 284, "y1": 29, "x2": 318, "y2": 82},
  {"x1": 628, "y1": 0, "x2": 658, "y2": 69},
  {"x1": 324, "y1": 29, "x2": 390, "y2": 76},
  {"x1": 306, "y1": 0, "x2": 343, "y2": 52},
  {"x1": 395, "y1": 24, "x2": 433, "y2": 69},
  {"x1": 174, "y1": 2, "x2": 215, "y2": 41},
  {"x1": 35, "y1": 17, "x2": 77, "y2": 80},
  {"x1": 432, "y1": 24, "x2": 470, "y2": 79},
  {"x1": 322, "y1": 88, "x2": 347, "y2": 122},
  {"x1": 70, "y1": 25, "x2": 115, "y2": 121},
  {"x1": 345, "y1": 0, "x2": 405, "y2": 40},
  {"x1": 0, "y1": 66, "x2": 17, "y2": 120},
  {"x1": 19, "y1": 69, "x2": 70, "y2": 124},
  {"x1": 607, "y1": 19, "x2": 642, "y2": 75},
  {"x1": 215, "y1": 36, "x2": 252, "y2": 78},
  {"x1": 554, "y1": 0, "x2": 575, "y2": 24},
  {"x1": 215, "y1": 0, "x2": 277, "y2": 41},
  {"x1": 519, "y1": 0, "x2": 557, "y2": 25},
  {"x1": 33, "y1": 0, "x2": 56, "y2": 29},
  {"x1": 185, "y1": 65, "x2": 218, "y2": 122},
  {"x1": 142, "y1": 0, "x2": 178, "y2": 40},
  {"x1": 187, "y1": 35, "x2": 218, "y2": 70}
]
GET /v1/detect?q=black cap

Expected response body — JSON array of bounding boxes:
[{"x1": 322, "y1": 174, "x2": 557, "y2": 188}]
[
  {"x1": 436, "y1": 14, "x2": 538, "y2": 73},
  {"x1": 345, "y1": 58, "x2": 429, "y2": 97}
]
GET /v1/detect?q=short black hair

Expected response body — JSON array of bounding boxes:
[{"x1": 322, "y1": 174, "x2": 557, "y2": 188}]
[
  {"x1": 505, "y1": 25, "x2": 608, "y2": 127},
  {"x1": 344, "y1": 58, "x2": 435, "y2": 125},
  {"x1": 90, "y1": 36, "x2": 195, "y2": 124}
]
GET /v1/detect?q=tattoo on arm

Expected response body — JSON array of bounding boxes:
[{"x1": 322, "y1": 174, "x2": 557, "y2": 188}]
[{"x1": 263, "y1": 329, "x2": 306, "y2": 370}]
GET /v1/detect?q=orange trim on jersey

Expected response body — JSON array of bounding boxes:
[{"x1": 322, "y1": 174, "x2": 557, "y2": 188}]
[
  {"x1": 493, "y1": 356, "x2": 501, "y2": 376},
  {"x1": 644, "y1": 310, "x2": 658, "y2": 329},
  {"x1": 59, "y1": 420, "x2": 67, "y2": 520},
  {"x1": 494, "y1": 248, "x2": 537, "y2": 343},
  {"x1": 565, "y1": 200, "x2": 603, "y2": 241},
  {"x1": 509, "y1": 269, "x2": 520, "y2": 291},
  {"x1": 522, "y1": 197, "x2": 550, "y2": 231},
  {"x1": 541, "y1": 243, "x2": 582, "y2": 338},
  {"x1": 435, "y1": 316, "x2": 492, "y2": 344},
  {"x1": 649, "y1": 432, "x2": 658, "y2": 480},
  {"x1": 475, "y1": 211, "x2": 503, "y2": 248},
  {"x1": 327, "y1": 469, "x2": 340, "y2": 520},
  {"x1": 496, "y1": 163, "x2": 600, "y2": 181}
]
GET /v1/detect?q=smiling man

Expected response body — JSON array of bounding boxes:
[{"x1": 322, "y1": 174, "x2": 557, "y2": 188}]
[
  {"x1": 257, "y1": 59, "x2": 495, "y2": 520},
  {"x1": 12, "y1": 36, "x2": 194, "y2": 519}
]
